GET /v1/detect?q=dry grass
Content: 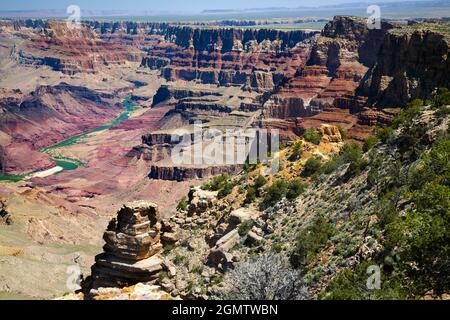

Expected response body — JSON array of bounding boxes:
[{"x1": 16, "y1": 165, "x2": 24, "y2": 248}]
[{"x1": 0, "y1": 245, "x2": 24, "y2": 257}]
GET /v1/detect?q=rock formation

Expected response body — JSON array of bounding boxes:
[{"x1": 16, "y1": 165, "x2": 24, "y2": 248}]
[
  {"x1": 141, "y1": 26, "x2": 317, "y2": 88},
  {"x1": 359, "y1": 24, "x2": 450, "y2": 107},
  {"x1": 9, "y1": 21, "x2": 146, "y2": 75},
  {"x1": 260, "y1": 16, "x2": 395, "y2": 142},
  {"x1": 88, "y1": 201, "x2": 164, "y2": 289},
  {"x1": 0, "y1": 200, "x2": 13, "y2": 225}
]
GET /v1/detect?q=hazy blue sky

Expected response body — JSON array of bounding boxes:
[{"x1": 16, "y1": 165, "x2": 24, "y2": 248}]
[{"x1": 0, "y1": 0, "x2": 436, "y2": 12}]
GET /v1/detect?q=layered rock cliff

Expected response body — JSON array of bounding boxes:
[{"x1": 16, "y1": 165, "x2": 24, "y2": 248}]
[
  {"x1": 87, "y1": 201, "x2": 164, "y2": 290},
  {"x1": 359, "y1": 22, "x2": 450, "y2": 107},
  {"x1": 6, "y1": 20, "x2": 145, "y2": 75},
  {"x1": 141, "y1": 26, "x2": 318, "y2": 89}
]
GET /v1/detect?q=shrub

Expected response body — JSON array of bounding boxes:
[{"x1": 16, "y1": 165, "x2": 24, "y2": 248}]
[
  {"x1": 340, "y1": 143, "x2": 368, "y2": 179},
  {"x1": 218, "y1": 181, "x2": 234, "y2": 199},
  {"x1": 320, "y1": 156, "x2": 339, "y2": 175},
  {"x1": 238, "y1": 220, "x2": 255, "y2": 236},
  {"x1": 376, "y1": 137, "x2": 450, "y2": 296},
  {"x1": 286, "y1": 179, "x2": 308, "y2": 200},
  {"x1": 320, "y1": 262, "x2": 407, "y2": 300},
  {"x1": 244, "y1": 187, "x2": 257, "y2": 204},
  {"x1": 216, "y1": 253, "x2": 310, "y2": 300},
  {"x1": 433, "y1": 87, "x2": 450, "y2": 107},
  {"x1": 289, "y1": 140, "x2": 304, "y2": 161},
  {"x1": 391, "y1": 99, "x2": 424, "y2": 129},
  {"x1": 363, "y1": 136, "x2": 379, "y2": 152},
  {"x1": 376, "y1": 126, "x2": 394, "y2": 143},
  {"x1": 209, "y1": 174, "x2": 230, "y2": 191},
  {"x1": 163, "y1": 244, "x2": 174, "y2": 253},
  {"x1": 338, "y1": 126, "x2": 347, "y2": 140},
  {"x1": 290, "y1": 215, "x2": 336, "y2": 268},
  {"x1": 253, "y1": 175, "x2": 267, "y2": 190},
  {"x1": 303, "y1": 128, "x2": 322, "y2": 145},
  {"x1": 158, "y1": 270, "x2": 169, "y2": 282},
  {"x1": 202, "y1": 174, "x2": 236, "y2": 199},
  {"x1": 177, "y1": 196, "x2": 188, "y2": 211},
  {"x1": 302, "y1": 156, "x2": 322, "y2": 177},
  {"x1": 260, "y1": 180, "x2": 288, "y2": 209}
]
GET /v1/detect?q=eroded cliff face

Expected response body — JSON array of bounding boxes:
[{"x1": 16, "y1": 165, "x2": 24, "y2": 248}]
[
  {"x1": 140, "y1": 16, "x2": 450, "y2": 167},
  {"x1": 141, "y1": 27, "x2": 318, "y2": 89},
  {"x1": 359, "y1": 25, "x2": 450, "y2": 107},
  {"x1": 4, "y1": 20, "x2": 147, "y2": 75},
  {"x1": 260, "y1": 17, "x2": 394, "y2": 142}
]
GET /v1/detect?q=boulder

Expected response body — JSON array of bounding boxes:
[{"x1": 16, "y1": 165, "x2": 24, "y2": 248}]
[
  {"x1": 207, "y1": 229, "x2": 240, "y2": 268},
  {"x1": 0, "y1": 201, "x2": 13, "y2": 225},
  {"x1": 188, "y1": 187, "x2": 218, "y2": 216},
  {"x1": 229, "y1": 208, "x2": 258, "y2": 228},
  {"x1": 245, "y1": 231, "x2": 264, "y2": 246}
]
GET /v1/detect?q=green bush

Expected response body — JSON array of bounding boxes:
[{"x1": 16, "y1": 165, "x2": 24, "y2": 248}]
[
  {"x1": 303, "y1": 128, "x2": 322, "y2": 145},
  {"x1": 320, "y1": 262, "x2": 407, "y2": 300},
  {"x1": 238, "y1": 220, "x2": 255, "y2": 236},
  {"x1": 244, "y1": 187, "x2": 257, "y2": 204},
  {"x1": 338, "y1": 126, "x2": 347, "y2": 140},
  {"x1": 363, "y1": 136, "x2": 379, "y2": 152},
  {"x1": 290, "y1": 215, "x2": 335, "y2": 268},
  {"x1": 208, "y1": 174, "x2": 230, "y2": 191},
  {"x1": 379, "y1": 139, "x2": 450, "y2": 296},
  {"x1": 260, "y1": 180, "x2": 288, "y2": 209},
  {"x1": 340, "y1": 143, "x2": 368, "y2": 179},
  {"x1": 376, "y1": 126, "x2": 394, "y2": 143},
  {"x1": 177, "y1": 196, "x2": 188, "y2": 211},
  {"x1": 253, "y1": 175, "x2": 267, "y2": 190},
  {"x1": 433, "y1": 87, "x2": 450, "y2": 107},
  {"x1": 202, "y1": 174, "x2": 236, "y2": 199},
  {"x1": 286, "y1": 179, "x2": 308, "y2": 200},
  {"x1": 319, "y1": 156, "x2": 339, "y2": 175},
  {"x1": 391, "y1": 99, "x2": 424, "y2": 129},
  {"x1": 302, "y1": 156, "x2": 322, "y2": 177},
  {"x1": 218, "y1": 182, "x2": 234, "y2": 199},
  {"x1": 289, "y1": 140, "x2": 304, "y2": 161}
]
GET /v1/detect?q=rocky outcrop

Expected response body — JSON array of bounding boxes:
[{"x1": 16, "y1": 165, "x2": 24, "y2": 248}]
[
  {"x1": 317, "y1": 124, "x2": 344, "y2": 143},
  {"x1": 152, "y1": 85, "x2": 222, "y2": 107},
  {"x1": 261, "y1": 16, "x2": 394, "y2": 141},
  {"x1": 359, "y1": 26, "x2": 450, "y2": 107},
  {"x1": 10, "y1": 21, "x2": 145, "y2": 75},
  {"x1": 141, "y1": 26, "x2": 317, "y2": 88},
  {"x1": 188, "y1": 187, "x2": 218, "y2": 216},
  {"x1": 149, "y1": 164, "x2": 242, "y2": 182},
  {"x1": 164, "y1": 26, "x2": 318, "y2": 53},
  {"x1": 88, "y1": 201, "x2": 164, "y2": 289},
  {"x1": 0, "y1": 200, "x2": 13, "y2": 225}
]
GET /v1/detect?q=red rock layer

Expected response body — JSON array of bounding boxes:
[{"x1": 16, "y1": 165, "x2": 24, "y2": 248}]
[{"x1": 12, "y1": 21, "x2": 145, "y2": 75}]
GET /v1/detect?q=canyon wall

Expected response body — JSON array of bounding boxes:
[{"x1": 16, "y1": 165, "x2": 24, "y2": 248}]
[
  {"x1": 359, "y1": 27, "x2": 450, "y2": 107},
  {"x1": 141, "y1": 26, "x2": 318, "y2": 89}
]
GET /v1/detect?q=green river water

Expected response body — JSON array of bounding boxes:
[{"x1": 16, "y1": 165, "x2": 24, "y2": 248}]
[{"x1": 0, "y1": 97, "x2": 136, "y2": 182}]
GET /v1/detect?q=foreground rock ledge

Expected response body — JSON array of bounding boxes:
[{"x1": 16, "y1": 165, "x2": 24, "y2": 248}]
[{"x1": 87, "y1": 201, "x2": 164, "y2": 290}]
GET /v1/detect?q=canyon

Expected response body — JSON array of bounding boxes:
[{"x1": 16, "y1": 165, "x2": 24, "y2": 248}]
[{"x1": 0, "y1": 15, "x2": 449, "y2": 299}]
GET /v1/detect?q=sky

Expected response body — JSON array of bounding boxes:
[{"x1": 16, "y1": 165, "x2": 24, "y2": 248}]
[{"x1": 0, "y1": 0, "x2": 438, "y2": 13}]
